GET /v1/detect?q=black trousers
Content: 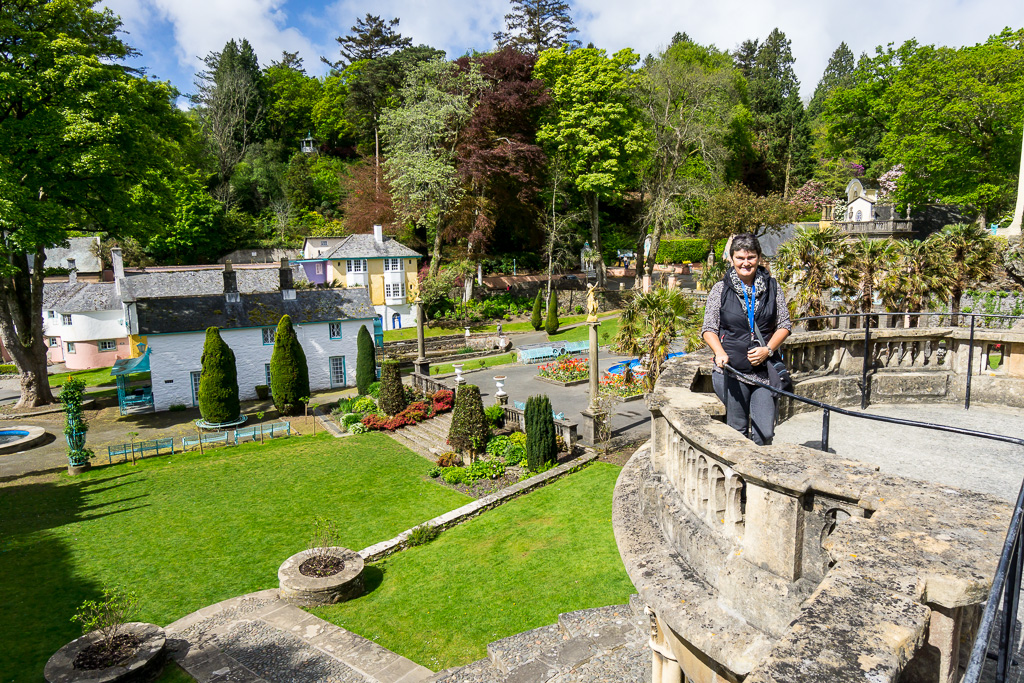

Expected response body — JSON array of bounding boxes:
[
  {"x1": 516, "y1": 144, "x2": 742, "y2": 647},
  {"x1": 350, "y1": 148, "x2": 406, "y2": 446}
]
[{"x1": 712, "y1": 369, "x2": 777, "y2": 446}]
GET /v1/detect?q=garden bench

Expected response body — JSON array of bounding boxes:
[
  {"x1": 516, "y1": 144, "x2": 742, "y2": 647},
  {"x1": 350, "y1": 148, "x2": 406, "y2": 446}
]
[
  {"x1": 234, "y1": 421, "x2": 291, "y2": 444},
  {"x1": 562, "y1": 341, "x2": 590, "y2": 355},
  {"x1": 518, "y1": 347, "x2": 558, "y2": 364},
  {"x1": 182, "y1": 431, "x2": 229, "y2": 451},
  {"x1": 106, "y1": 437, "x2": 174, "y2": 463}
]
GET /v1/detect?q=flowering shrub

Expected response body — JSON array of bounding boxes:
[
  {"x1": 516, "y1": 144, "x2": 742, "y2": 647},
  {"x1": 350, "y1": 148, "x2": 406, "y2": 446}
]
[
  {"x1": 538, "y1": 357, "x2": 589, "y2": 383},
  {"x1": 599, "y1": 371, "x2": 645, "y2": 398},
  {"x1": 432, "y1": 389, "x2": 454, "y2": 412},
  {"x1": 361, "y1": 414, "x2": 388, "y2": 430}
]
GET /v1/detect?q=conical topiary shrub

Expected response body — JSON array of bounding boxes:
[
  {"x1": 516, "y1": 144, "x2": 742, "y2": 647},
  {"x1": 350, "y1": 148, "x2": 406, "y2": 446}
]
[
  {"x1": 525, "y1": 394, "x2": 557, "y2": 471},
  {"x1": 356, "y1": 324, "x2": 376, "y2": 395},
  {"x1": 270, "y1": 315, "x2": 310, "y2": 416},
  {"x1": 544, "y1": 289, "x2": 559, "y2": 335},
  {"x1": 378, "y1": 359, "x2": 406, "y2": 416},
  {"x1": 447, "y1": 384, "x2": 489, "y2": 454},
  {"x1": 531, "y1": 290, "x2": 544, "y2": 331},
  {"x1": 199, "y1": 327, "x2": 240, "y2": 424}
]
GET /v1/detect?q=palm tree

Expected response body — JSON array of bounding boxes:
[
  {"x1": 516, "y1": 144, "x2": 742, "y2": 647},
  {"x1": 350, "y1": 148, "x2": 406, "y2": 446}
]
[
  {"x1": 841, "y1": 237, "x2": 896, "y2": 318},
  {"x1": 932, "y1": 223, "x2": 999, "y2": 326},
  {"x1": 613, "y1": 287, "x2": 703, "y2": 391},
  {"x1": 774, "y1": 224, "x2": 851, "y2": 329},
  {"x1": 877, "y1": 237, "x2": 951, "y2": 326}
]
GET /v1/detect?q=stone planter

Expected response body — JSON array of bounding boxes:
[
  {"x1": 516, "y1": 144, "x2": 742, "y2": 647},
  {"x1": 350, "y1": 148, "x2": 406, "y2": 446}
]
[
  {"x1": 278, "y1": 547, "x2": 365, "y2": 607},
  {"x1": 44, "y1": 622, "x2": 166, "y2": 683}
]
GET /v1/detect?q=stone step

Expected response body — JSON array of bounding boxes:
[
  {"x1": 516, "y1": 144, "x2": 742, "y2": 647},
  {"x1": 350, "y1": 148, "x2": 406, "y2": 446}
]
[
  {"x1": 424, "y1": 658, "x2": 501, "y2": 683},
  {"x1": 389, "y1": 429, "x2": 435, "y2": 459}
]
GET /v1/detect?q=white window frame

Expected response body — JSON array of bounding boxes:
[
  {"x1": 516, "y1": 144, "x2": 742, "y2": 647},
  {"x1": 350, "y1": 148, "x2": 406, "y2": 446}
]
[
  {"x1": 48, "y1": 337, "x2": 59, "y2": 347},
  {"x1": 191, "y1": 371, "x2": 202, "y2": 406},
  {"x1": 262, "y1": 327, "x2": 275, "y2": 345},
  {"x1": 383, "y1": 258, "x2": 404, "y2": 272},
  {"x1": 66, "y1": 341, "x2": 76, "y2": 354},
  {"x1": 329, "y1": 356, "x2": 347, "y2": 388},
  {"x1": 265, "y1": 363, "x2": 272, "y2": 386},
  {"x1": 346, "y1": 259, "x2": 367, "y2": 273},
  {"x1": 329, "y1": 322, "x2": 342, "y2": 339},
  {"x1": 61, "y1": 314, "x2": 72, "y2": 326},
  {"x1": 47, "y1": 310, "x2": 55, "y2": 319},
  {"x1": 385, "y1": 282, "x2": 407, "y2": 298},
  {"x1": 315, "y1": 262, "x2": 324, "y2": 275},
  {"x1": 98, "y1": 340, "x2": 116, "y2": 352}
]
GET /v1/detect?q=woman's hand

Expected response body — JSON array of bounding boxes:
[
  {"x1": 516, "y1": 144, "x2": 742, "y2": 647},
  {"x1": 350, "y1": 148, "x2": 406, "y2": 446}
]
[
  {"x1": 747, "y1": 346, "x2": 772, "y2": 366},
  {"x1": 714, "y1": 351, "x2": 729, "y2": 368}
]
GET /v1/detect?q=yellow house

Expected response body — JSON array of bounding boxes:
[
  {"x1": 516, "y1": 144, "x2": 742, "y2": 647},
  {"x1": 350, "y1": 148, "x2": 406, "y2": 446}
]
[{"x1": 301, "y1": 226, "x2": 421, "y2": 331}]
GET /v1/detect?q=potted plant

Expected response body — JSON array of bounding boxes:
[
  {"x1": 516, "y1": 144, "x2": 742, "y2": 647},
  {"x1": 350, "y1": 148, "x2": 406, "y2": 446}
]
[
  {"x1": 255, "y1": 384, "x2": 270, "y2": 400},
  {"x1": 60, "y1": 377, "x2": 91, "y2": 474},
  {"x1": 279, "y1": 517, "x2": 364, "y2": 606}
]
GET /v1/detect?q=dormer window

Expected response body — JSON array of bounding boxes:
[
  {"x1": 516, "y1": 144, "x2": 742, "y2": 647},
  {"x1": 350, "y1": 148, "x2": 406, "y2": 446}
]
[
  {"x1": 226, "y1": 292, "x2": 240, "y2": 303},
  {"x1": 320, "y1": 240, "x2": 328, "y2": 246}
]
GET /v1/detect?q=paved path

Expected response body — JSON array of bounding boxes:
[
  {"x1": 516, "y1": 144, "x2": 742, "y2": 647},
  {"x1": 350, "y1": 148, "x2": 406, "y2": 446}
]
[
  {"x1": 166, "y1": 590, "x2": 433, "y2": 683},
  {"x1": 775, "y1": 402, "x2": 1024, "y2": 503}
]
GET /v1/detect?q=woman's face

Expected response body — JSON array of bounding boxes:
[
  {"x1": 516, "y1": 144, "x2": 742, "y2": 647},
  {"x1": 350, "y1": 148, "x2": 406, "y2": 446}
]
[{"x1": 730, "y1": 248, "x2": 760, "y2": 280}]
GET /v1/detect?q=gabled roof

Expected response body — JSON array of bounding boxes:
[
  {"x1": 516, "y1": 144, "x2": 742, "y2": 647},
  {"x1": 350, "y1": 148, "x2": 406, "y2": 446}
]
[
  {"x1": 42, "y1": 282, "x2": 120, "y2": 313},
  {"x1": 119, "y1": 265, "x2": 308, "y2": 302},
  {"x1": 39, "y1": 236, "x2": 103, "y2": 273},
  {"x1": 134, "y1": 288, "x2": 376, "y2": 335},
  {"x1": 320, "y1": 234, "x2": 421, "y2": 260}
]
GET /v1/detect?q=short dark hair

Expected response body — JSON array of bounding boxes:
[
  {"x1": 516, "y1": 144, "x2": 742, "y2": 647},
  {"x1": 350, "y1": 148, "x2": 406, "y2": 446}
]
[{"x1": 729, "y1": 233, "x2": 762, "y2": 257}]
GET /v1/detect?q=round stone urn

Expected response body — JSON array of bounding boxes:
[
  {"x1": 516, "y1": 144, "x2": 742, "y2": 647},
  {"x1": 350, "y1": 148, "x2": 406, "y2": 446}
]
[
  {"x1": 44, "y1": 623, "x2": 166, "y2": 683},
  {"x1": 278, "y1": 547, "x2": 365, "y2": 607}
]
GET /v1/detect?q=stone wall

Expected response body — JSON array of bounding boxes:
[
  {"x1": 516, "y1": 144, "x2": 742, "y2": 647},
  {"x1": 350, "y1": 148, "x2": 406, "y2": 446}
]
[{"x1": 613, "y1": 352, "x2": 1011, "y2": 683}]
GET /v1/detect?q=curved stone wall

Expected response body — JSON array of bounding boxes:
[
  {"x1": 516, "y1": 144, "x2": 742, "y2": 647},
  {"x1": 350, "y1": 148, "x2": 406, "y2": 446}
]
[{"x1": 613, "y1": 346, "x2": 1013, "y2": 683}]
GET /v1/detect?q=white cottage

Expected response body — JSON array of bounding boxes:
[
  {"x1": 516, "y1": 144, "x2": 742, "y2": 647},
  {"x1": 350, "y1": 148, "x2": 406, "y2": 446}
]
[{"x1": 123, "y1": 261, "x2": 376, "y2": 412}]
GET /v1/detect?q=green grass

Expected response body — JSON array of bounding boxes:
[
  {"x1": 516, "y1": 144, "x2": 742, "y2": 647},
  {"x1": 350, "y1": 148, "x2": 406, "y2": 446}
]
[
  {"x1": 382, "y1": 312, "x2": 620, "y2": 342},
  {"x1": 547, "y1": 318, "x2": 621, "y2": 344},
  {"x1": 46, "y1": 368, "x2": 151, "y2": 389},
  {"x1": 155, "y1": 662, "x2": 196, "y2": 682},
  {"x1": 429, "y1": 352, "x2": 518, "y2": 376},
  {"x1": 311, "y1": 463, "x2": 635, "y2": 671},
  {"x1": 0, "y1": 432, "x2": 470, "y2": 682}
]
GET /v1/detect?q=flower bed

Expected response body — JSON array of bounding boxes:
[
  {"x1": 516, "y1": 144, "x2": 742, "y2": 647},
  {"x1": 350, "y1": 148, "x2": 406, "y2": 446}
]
[
  {"x1": 358, "y1": 389, "x2": 455, "y2": 433},
  {"x1": 537, "y1": 357, "x2": 589, "y2": 383},
  {"x1": 599, "y1": 371, "x2": 645, "y2": 398}
]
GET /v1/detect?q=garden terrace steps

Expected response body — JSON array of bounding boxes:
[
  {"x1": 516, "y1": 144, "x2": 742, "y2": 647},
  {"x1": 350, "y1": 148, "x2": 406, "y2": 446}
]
[
  {"x1": 425, "y1": 598, "x2": 649, "y2": 683},
  {"x1": 387, "y1": 413, "x2": 454, "y2": 460}
]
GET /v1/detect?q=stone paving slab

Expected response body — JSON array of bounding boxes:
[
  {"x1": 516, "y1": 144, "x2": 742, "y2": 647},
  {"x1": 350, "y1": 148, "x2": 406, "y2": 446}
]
[{"x1": 166, "y1": 590, "x2": 433, "y2": 683}]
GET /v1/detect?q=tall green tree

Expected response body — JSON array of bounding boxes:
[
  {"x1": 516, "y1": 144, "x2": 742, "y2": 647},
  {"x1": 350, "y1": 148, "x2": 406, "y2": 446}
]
[
  {"x1": 524, "y1": 394, "x2": 557, "y2": 469},
  {"x1": 198, "y1": 328, "x2": 240, "y2": 424},
  {"x1": 535, "y1": 46, "x2": 648, "y2": 288},
  {"x1": 382, "y1": 57, "x2": 485, "y2": 275},
  {"x1": 544, "y1": 288, "x2": 559, "y2": 335},
  {"x1": 323, "y1": 14, "x2": 412, "y2": 71},
  {"x1": 264, "y1": 51, "x2": 322, "y2": 148},
  {"x1": 356, "y1": 325, "x2": 376, "y2": 394},
  {"x1": 493, "y1": 0, "x2": 580, "y2": 53},
  {"x1": 0, "y1": 0, "x2": 183, "y2": 407},
  {"x1": 270, "y1": 315, "x2": 310, "y2": 415},
  {"x1": 806, "y1": 42, "x2": 855, "y2": 122}
]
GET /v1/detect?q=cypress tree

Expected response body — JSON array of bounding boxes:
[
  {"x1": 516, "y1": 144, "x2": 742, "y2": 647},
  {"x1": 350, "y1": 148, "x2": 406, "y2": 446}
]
[
  {"x1": 530, "y1": 289, "x2": 543, "y2": 330},
  {"x1": 356, "y1": 324, "x2": 376, "y2": 395},
  {"x1": 525, "y1": 394, "x2": 557, "y2": 470},
  {"x1": 378, "y1": 359, "x2": 406, "y2": 415},
  {"x1": 544, "y1": 289, "x2": 559, "y2": 335},
  {"x1": 199, "y1": 327, "x2": 240, "y2": 424},
  {"x1": 447, "y1": 384, "x2": 489, "y2": 453},
  {"x1": 270, "y1": 315, "x2": 310, "y2": 416}
]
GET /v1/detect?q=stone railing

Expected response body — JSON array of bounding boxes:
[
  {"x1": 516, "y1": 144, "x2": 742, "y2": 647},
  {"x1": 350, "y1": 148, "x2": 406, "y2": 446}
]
[
  {"x1": 410, "y1": 373, "x2": 451, "y2": 395},
  {"x1": 501, "y1": 404, "x2": 578, "y2": 448},
  {"x1": 613, "y1": 353, "x2": 1010, "y2": 683}
]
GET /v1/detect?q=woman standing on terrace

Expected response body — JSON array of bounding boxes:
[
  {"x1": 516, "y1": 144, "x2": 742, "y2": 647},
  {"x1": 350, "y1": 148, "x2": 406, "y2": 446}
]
[{"x1": 701, "y1": 233, "x2": 791, "y2": 445}]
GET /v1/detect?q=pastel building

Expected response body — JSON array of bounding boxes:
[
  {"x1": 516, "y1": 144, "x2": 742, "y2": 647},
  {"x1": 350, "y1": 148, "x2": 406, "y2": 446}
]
[
  {"x1": 298, "y1": 226, "x2": 421, "y2": 330},
  {"x1": 41, "y1": 279, "x2": 130, "y2": 370}
]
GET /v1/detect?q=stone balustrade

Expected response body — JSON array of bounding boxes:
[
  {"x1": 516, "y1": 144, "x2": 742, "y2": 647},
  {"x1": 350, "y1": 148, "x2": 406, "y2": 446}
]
[{"x1": 614, "y1": 351, "x2": 1012, "y2": 683}]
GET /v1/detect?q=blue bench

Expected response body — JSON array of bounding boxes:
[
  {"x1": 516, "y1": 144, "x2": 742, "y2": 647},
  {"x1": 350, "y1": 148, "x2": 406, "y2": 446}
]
[
  {"x1": 106, "y1": 437, "x2": 174, "y2": 463},
  {"x1": 518, "y1": 347, "x2": 559, "y2": 364},
  {"x1": 562, "y1": 341, "x2": 590, "y2": 354},
  {"x1": 182, "y1": 431, "x2": 229, "y2": 451},
  {"x1": 234, "y1": 421, "x2": 291, "y2": 444}
]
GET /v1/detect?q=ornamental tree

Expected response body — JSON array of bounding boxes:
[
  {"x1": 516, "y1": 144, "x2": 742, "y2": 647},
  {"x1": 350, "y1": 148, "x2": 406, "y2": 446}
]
[
  {"x1": 378, "y1": 359, "x2": 406, "y2": 416},
  {"x1": 531, "y1": 290, "x2": 544, "y2": 330},
  {"x1": 535, "y1": 47, "x2": 648, "y2": 288},
  {"x1": 199, "y1": 328, "x2": 241, "y2": 424},
  {"x1": 524, "y1": 394, "x2": 557, "y2": 470},
  {"x1": 544, "y1": 289, "x2": 559, "y2": 335},
  {"x1": 447, "y1": 384, "x2": 489, "y2": 454},
  {"x1": 270, "y1": 315, "x2": 310, "y2": 415},
  {"x1": 356, "y1": 325, "x2": 376, "y2": 395},
  {"x1": 0, "y1": 0, "x2": 183, "y2": 408}
]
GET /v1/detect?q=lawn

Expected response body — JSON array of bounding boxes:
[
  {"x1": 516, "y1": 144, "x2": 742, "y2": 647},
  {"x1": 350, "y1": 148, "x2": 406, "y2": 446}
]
[
  {"x1": 311, "y1": 462, "x2": 635, "y2": 671},
  {"x1": 46, "y1": 367, "x2": 152, "y2": 389},
  {"x1": 0, "y1": 432, "x2": 470, "y2": 682},
  {"x1": 382, "y1": 312, "x2": 620, "y2": 342},
  {"x1": 548, "y1": 317, "x2": 621, "y2": 344},
  {"x1": 429, "y1": 352, "x2": 518, "y2": 376}
]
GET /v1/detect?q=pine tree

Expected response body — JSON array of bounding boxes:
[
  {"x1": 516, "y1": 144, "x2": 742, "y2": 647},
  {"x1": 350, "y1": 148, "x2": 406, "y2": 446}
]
[
  {"x1": 198, "y1": 327, "x2": 240, "y2": 424},
  {"x1": 447, "y1": 384, "x2": 489, "y2": 453},
  {"x1": 356, "y1": 325, "x2": 376, "y2": 395},
  {"x1": 324, "y1": 14, "x2": 412, "y2": 70},
  {"x1": 531, "y1": 289, "x2": 544, "y2": 330},
  {"x1": 525, "y1": 395, "x2": 557, "y2": 470},
  {"x1": 378, "y1": 359, "x2": 406, "y2": 416},
  {"x1": 807, "y1": 42, "x2": 855, "y2": 121},
  {"x1": 270, "y1": 315, "x2": 310, "y2": 416},
  {"x1": 544, "y1": 288, "x2": 559, "y2": 335},
  {"x1": 493, "y1": 0, "x2": 580, "y2": 54}
]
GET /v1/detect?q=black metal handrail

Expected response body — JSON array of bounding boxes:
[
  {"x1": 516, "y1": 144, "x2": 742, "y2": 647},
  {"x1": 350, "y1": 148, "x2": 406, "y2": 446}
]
[
  {"x1": 717, "y1": 360, "x2": 1024, "y2": 681},
  {"x1": 791, "y1": 311, "x2": 1024, "y2": 410}
]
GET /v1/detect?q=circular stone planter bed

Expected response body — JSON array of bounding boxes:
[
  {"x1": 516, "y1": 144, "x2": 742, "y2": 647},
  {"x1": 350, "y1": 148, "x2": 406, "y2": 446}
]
[
  {"x1": 44, "y1": 623, "x2": 166, "y2": 683},
  {"x1": 0, "y1": 425, "x2": 48, "y2": 455},
  {"x1": 534, "y1": 375, "x2": 589, "y2": 388},
  {"x1": 278, "y1": 547, "x2": 364, "y2": 606}
]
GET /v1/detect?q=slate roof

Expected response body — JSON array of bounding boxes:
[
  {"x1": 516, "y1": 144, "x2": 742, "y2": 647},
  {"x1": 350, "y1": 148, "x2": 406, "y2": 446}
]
[
  {"x1": 319, "y1": 234, "x2": 421, "y2": 260},
  {"x1": 119, "y1": 265, "x2": 308, "y2": 302},
  {"x1": 42, "y1": 282, "x2": 120, "y2": 313},
  {"x1": 134, "y1": 288, "x2": 376, "y2": 335}
]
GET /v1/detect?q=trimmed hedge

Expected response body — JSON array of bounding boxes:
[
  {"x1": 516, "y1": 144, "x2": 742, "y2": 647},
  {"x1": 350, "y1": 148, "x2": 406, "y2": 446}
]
[
  {"x1": 0, "y1": 363, "x2": 16, "y2": 375},
  {"x1": 447, "y1": 384, "x2": 489, "y2": 453},
  {"x1": 270, "y1": 315, "x2": 310, "y2": 416},
  {"x1": 530, "y1": 290, "x2": 544, "y2": 331},
  {"x1": 356, "y1": 324, "x2": 375, "y2": 395},
  {"x1": 544, "y1": 289, "x2": 559, "y2": 335},
  {"x1": 378, "y1": 359, "x2": 407, "y2": 416},
  {"x1": 655, "y1": 238, "x2": 710, "y2": 265},
  {"x1": 525, "y1": 394, "x2": 557, "y2": 470},
  {"x1": 198, "y1": 327, "x2": 240, "y2": 424}
]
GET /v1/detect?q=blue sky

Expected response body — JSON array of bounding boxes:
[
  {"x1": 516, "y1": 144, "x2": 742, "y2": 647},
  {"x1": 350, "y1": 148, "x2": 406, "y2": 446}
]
[{"x1": 101, "y1": 0, "x2": 1024, "y2": 104}]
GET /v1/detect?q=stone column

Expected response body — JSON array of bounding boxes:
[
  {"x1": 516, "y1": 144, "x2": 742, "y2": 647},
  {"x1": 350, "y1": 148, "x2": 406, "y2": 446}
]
[
  {"x1": 580, "y1": 320, "x2": 607, "y2": 444},
  {"x1": 413, "y1": 302, "x2": 430, "y2": 377}
]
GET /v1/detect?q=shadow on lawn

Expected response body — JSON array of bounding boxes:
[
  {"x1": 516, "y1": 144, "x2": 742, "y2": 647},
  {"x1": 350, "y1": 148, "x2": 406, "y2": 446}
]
[{"x1": 0, "y1": 472, "x2": 148, "y2": 682}]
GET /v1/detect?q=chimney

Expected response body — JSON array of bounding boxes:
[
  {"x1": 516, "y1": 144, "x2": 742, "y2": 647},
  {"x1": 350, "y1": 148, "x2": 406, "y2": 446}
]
[
  {"x1": 111, "y1": 248, "x2": 124, "y2": 295},
  {"x1": 223, "y1": 260, "x2": 238, "y2": 298},
  {"x1": 68, "y1": 267, "x2": 77, "y2": 284},
  {"x1": 373, "y1": 224, "x2": 383, "y2": 245},
  {"x1": 279, "y1": 257, "x2": 294, "y2": 298}
]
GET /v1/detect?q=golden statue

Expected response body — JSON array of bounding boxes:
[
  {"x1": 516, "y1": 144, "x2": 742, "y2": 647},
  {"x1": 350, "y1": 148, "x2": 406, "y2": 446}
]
[
  {"x1": 409, "y1": 278, "x2": 421, "y2": 303},
  {"x1": 586, "y1": 283, "x2": 600, "y2": 322}
]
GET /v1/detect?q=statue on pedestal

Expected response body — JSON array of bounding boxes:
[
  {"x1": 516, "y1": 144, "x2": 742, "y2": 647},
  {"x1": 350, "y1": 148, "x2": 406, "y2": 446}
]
[{"x1": 586, "y1": 283, "x2": 600, "y2": 322}]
